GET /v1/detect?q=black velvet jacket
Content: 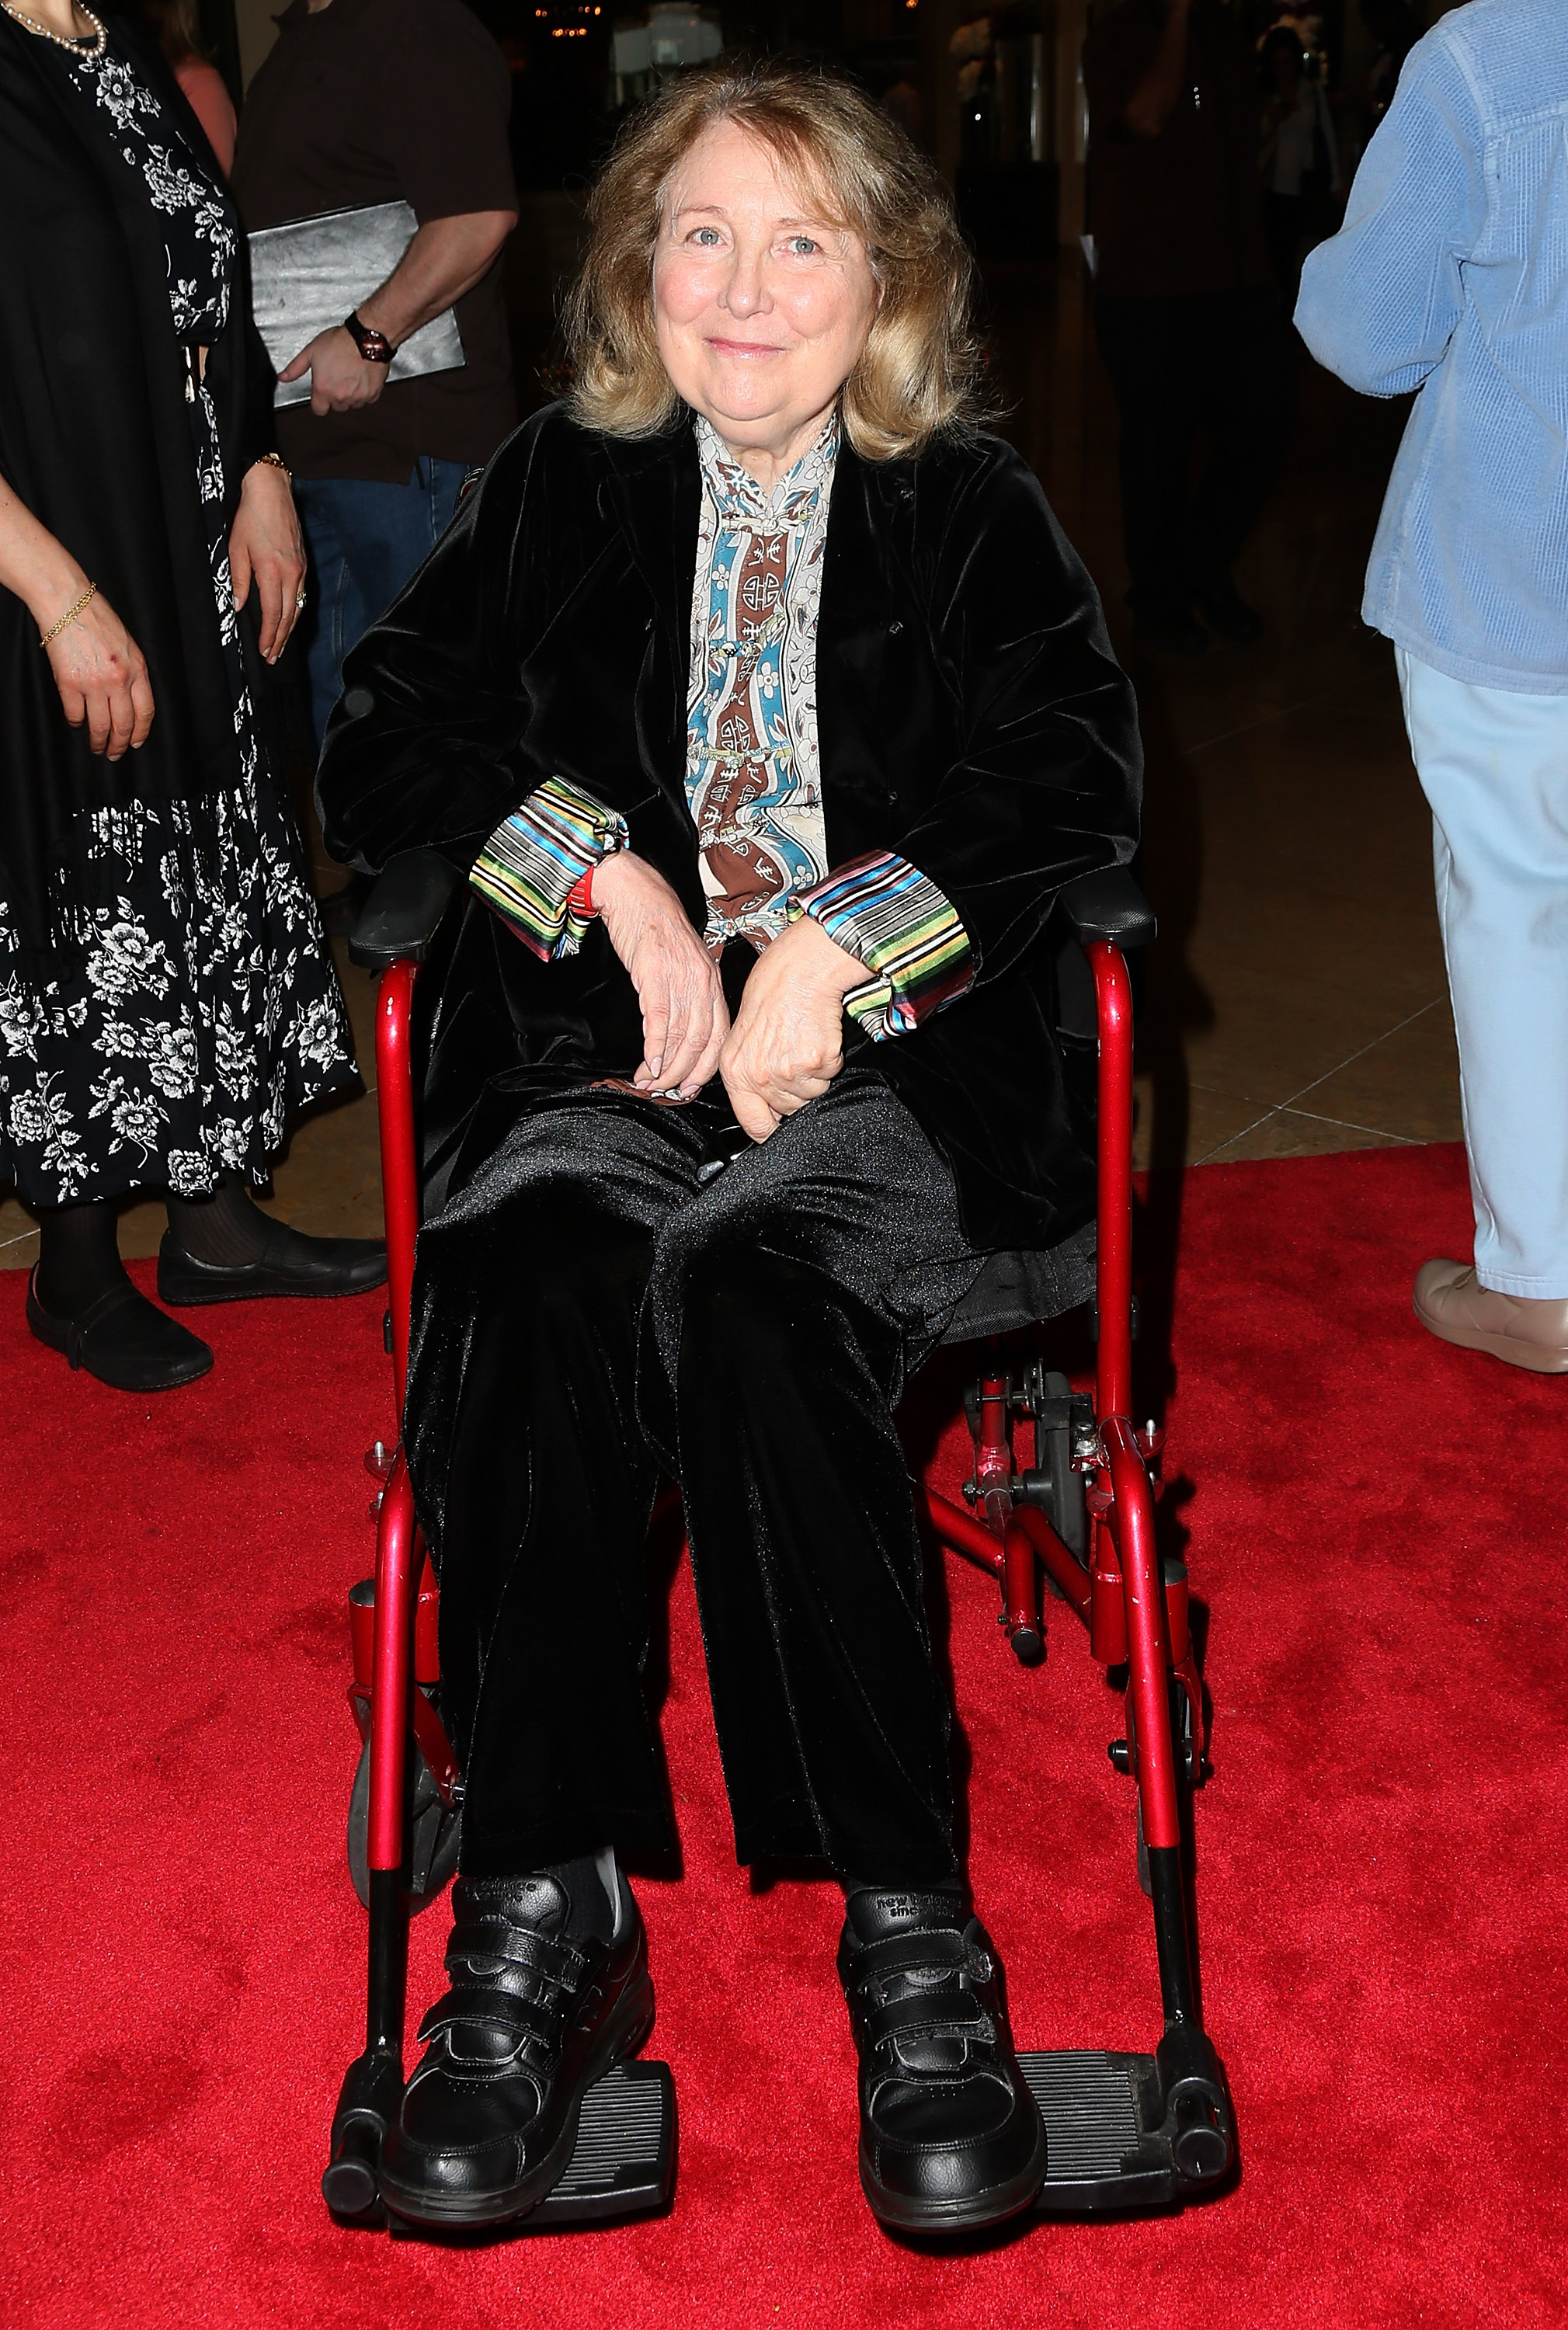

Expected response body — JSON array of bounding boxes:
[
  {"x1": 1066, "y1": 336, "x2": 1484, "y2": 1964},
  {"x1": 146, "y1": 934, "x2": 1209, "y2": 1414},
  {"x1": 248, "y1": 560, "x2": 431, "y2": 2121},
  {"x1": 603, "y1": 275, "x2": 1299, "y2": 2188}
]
[{"x1": 315, "y1": 405, "x2": 1142, "y2": 1250}]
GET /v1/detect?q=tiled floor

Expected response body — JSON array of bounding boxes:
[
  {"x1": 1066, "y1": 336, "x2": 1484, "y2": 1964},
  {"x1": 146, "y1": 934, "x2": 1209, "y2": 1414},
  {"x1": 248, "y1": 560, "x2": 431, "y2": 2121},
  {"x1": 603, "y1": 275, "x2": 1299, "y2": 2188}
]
[
  {"x1": 985, "y1": 263, "x2": 1460, "y2": 1175},
  {"x1": 0, "y1": 262, "x2": 1460, "y2": 1273}
]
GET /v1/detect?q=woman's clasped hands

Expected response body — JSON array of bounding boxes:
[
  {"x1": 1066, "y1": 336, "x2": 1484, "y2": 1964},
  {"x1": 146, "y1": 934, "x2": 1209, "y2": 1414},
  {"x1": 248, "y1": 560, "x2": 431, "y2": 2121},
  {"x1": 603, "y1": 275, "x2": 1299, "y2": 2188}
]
[{"x1": 592, "y1": 850, "x2": 866, "y2": 1139}]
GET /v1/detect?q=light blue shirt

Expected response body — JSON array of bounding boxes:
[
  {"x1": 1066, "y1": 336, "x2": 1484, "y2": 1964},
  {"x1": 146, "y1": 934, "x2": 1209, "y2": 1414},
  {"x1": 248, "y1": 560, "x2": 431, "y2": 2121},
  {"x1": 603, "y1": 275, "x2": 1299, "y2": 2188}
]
[{"x1": 1295, "y1": 0, "x2": 1568, "y2": 694}]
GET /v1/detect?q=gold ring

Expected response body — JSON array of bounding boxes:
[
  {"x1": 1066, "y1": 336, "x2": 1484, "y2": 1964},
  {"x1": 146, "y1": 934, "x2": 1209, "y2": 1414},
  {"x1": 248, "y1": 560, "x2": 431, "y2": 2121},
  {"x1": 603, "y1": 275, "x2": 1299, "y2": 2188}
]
[{"x1": 295, "y1": 588, "x2": 308, "y2": 613}]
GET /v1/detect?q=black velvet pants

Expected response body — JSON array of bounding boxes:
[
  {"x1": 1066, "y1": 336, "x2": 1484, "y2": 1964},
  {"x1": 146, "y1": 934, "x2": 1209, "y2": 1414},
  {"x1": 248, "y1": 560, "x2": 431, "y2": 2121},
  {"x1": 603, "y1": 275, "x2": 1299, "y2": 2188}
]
[
  {"x1": 1093, "y1": 287, "x2": 1298, "y2": 615},
  {"x1": 403, "y1": 1067, "x2": 986, "y2": 1890}
]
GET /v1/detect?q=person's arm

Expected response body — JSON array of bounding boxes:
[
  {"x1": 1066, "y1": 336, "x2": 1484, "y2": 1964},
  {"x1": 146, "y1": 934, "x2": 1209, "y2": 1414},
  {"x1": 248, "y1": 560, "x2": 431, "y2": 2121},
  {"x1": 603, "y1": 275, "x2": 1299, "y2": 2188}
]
[
  {"x1": 739, "y1": 445, "x2": 1139, "y2": 1073},
  {"x1": 318, "y1": 426, "x2": 730, "y2": 1098},
  {"x1": 315, "y1": 426, "x2": 545, "y2": 872},
  {"x1": 1259, "y1": 95, "x2": 1285, "y2": 174},
  {"x1": 0, "y1": 476, "x2": 155, "y2": 758},
  {"x1": 1124, "y1": 0, "x2": 1192, "y2": 138},
  {"x1": 720, "y1": 446, "x2": 1141, "y2": 1141},
  {"x1": 469, "y1": 794, "x2": 733, "y2": 1096},
  {"x1": 276, "y1": 210, "x2": 516, "y2": 415},
  {"x1": 845, "y1": 447, "x2": 1140, "y2": 998},
  {"x1": 278, "y1": 0, "x2": 518, "y2": 414},
  {"x1": 1317, "y1": 85, "x2": 1344, "y2": 194},
  {"x1": 1295, "y1": 31, "x2": 1487, "y2": 395},
  {"x1": 718, "y1": 911, "x2": 868, "y2": 1139},
  {"x1": 228, "y1": 460, "x2": 307, "y2": 662}
]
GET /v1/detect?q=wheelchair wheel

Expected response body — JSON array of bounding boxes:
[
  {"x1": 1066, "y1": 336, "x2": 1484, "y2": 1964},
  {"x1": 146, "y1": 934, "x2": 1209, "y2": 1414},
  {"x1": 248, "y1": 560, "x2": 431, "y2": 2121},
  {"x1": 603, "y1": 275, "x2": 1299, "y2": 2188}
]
[
  {"x1": 1042, "y1": 1372, "x2": 1089, "y2": 1560},
  {"x1": 346, "y1": 1709, "x2": 462, "y2": 1914},
  {"x1": 1033, "y1": 1368, "x2": 1089, "y2": 1596}
]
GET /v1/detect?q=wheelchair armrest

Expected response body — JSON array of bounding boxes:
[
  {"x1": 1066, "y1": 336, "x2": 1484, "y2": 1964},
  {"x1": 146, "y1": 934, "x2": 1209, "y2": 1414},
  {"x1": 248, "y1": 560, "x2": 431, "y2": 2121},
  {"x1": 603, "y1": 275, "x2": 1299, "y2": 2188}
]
[
  {"x1": 348, "y1": 847, "x2": 466, "y2": 972},
  {"x1": 1058, "y1": 867, "x2": 1156, "y2": 951}
]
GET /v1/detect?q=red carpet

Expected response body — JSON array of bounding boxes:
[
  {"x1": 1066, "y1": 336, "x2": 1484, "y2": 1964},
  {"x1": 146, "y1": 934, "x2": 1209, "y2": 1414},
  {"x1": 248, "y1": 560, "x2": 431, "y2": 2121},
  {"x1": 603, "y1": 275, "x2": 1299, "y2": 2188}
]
[{"x1": 3, "y1": 1142, "x2": 1564, "y2": 2328}]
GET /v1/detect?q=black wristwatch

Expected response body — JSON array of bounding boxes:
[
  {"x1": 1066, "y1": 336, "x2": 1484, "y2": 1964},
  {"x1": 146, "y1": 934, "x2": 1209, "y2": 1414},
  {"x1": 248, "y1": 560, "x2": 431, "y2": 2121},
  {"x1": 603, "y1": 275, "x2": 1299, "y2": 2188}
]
[{"x1": 344, "y1": 311, "x2": 396, "y2": 364}]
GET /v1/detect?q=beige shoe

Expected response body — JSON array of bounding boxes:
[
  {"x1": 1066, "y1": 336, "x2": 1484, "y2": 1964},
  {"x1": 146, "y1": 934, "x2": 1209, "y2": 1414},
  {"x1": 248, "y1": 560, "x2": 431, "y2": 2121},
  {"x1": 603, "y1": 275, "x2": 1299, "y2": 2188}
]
[{"x1": 1412, "y1": 1260, "x2": 1568, "y2": 1374}]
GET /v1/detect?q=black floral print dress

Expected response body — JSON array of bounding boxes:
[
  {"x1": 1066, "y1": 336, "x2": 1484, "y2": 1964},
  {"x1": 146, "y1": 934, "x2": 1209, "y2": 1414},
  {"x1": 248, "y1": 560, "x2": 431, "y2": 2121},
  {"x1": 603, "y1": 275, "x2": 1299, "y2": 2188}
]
[{"x1": 0, "y1": 35, "x2": 354, "y2": 1208}]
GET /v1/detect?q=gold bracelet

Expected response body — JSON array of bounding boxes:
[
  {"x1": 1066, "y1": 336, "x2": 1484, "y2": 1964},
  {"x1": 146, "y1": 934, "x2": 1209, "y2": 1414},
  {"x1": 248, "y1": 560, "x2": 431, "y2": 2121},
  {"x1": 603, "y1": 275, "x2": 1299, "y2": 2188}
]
[
  {"x1": 39, "y1": 581, "x2": 96, "y2": 649},
  {"x1": 249, "y1": 451, "x2": 291, "y2": 484}
]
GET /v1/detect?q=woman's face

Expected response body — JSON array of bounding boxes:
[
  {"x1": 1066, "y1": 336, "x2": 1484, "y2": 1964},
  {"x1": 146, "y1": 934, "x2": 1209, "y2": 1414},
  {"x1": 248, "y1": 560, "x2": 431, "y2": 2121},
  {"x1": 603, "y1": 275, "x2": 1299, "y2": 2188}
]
[{"x1": 653, "y1": 119, "x2": 880, "y2": 478}]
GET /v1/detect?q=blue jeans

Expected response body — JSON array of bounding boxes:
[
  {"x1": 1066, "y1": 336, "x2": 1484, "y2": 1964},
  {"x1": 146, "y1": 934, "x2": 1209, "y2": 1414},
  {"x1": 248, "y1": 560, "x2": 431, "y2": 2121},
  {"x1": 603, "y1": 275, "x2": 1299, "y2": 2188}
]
[{"x1": 294, "y1": 457, "x2": 468, "y2": 746}]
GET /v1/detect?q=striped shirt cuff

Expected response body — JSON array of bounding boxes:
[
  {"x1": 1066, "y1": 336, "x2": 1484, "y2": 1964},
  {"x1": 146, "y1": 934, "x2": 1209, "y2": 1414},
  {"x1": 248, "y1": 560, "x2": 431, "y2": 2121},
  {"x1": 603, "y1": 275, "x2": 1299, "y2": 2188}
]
[
  {"x1": 470, "y1": 778, "x2": 629, "y2": 962},
  {"x1": 791, "y1": 850, "x2": 974, "y2": 1040}
]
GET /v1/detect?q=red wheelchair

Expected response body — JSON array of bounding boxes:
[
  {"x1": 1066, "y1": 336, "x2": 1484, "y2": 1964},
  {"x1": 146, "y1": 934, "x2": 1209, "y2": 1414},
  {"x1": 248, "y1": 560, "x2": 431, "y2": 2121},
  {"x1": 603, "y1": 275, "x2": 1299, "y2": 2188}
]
[{"x1": 322, "y1": 848, "x2": 1236, "y2": 2229}]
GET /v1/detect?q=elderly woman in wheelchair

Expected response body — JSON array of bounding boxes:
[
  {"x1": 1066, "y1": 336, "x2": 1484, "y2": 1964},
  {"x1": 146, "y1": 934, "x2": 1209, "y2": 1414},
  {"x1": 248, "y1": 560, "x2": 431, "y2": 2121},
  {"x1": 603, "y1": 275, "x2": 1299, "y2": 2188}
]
[{"x1": 316, "y1": 61, "x2": 1141, "y2": 2237}]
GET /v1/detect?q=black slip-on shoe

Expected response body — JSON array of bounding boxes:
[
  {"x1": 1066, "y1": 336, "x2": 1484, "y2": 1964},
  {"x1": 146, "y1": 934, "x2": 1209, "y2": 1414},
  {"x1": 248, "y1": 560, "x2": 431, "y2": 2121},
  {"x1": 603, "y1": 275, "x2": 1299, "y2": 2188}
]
[
  {"x1": 26, "y1": 1267, "x2": 214, "y2": 1393},
  {"x1": 378, "y1": 1871, "x2": 655, "y2": 2230},
  {"x1": 156, "y1": 1218, "x2": 386, "y2": 1306},
  {"x1": 838, "y1": 1890, "x2": 1048, "y2": 2234}
]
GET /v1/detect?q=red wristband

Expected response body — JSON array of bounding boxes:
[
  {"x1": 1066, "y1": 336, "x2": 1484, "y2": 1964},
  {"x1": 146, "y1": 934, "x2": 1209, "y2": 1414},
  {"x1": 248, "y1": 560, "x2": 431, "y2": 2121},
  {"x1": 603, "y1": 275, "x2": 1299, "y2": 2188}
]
[{"x1": 566, "y1": 865, "x2": 596, "y2": 918}]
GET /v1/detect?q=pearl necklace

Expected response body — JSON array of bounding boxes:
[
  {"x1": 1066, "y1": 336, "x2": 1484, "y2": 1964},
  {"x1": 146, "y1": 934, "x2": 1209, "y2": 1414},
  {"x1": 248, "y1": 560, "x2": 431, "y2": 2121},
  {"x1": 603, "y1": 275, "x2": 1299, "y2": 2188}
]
[{"x1": 0, "y1": 2, "x2": 106, "y2": 54}]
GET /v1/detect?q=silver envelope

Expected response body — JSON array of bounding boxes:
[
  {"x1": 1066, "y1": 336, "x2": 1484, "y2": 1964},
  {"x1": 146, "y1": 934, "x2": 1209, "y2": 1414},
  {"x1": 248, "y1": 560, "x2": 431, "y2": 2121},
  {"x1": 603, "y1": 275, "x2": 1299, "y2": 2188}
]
[{"x1": 248, "y1": 199, "x2": 466, "y2": 409}]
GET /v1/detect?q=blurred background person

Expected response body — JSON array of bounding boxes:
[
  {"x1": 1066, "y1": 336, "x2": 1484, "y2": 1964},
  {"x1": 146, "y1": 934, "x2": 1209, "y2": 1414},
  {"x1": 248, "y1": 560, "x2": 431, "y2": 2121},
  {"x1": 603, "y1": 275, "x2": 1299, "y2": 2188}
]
[
  {"x1": 1361, "y1": 0, "x2": 1421, "y2": 131},
  {"x1": 1258, "y1": 23, "x2": 1340, "y2": 311},
  {"x1": 137, "y1": 0, "x2": 235, "y2": 175},
  {"x1": 0, "y1": 0, "x2": 382, "y2": 1396},
  {"x1": 230, "y1": 0, "x2": 519, "y2": 752},
  {"x1": 1298, "y1": 0, "x2": 1568, "y2": 1374},
  {"x1": 1083, "y1": 0, "x2": 1297, "y2": 658},
  {"x1": 137, "y1": 0, "x2": 235, "y2": 173}
]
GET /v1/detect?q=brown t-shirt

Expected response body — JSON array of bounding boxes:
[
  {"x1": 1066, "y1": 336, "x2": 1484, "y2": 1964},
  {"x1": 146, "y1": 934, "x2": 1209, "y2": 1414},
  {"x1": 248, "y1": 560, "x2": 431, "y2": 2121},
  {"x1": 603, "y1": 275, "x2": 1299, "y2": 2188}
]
[
  {"x1": 231, "y1": 0, "x2": 519, "y2": 482},
  {"x1": 1083, "y1": 0, "x2": 1270, "y2": 301}
]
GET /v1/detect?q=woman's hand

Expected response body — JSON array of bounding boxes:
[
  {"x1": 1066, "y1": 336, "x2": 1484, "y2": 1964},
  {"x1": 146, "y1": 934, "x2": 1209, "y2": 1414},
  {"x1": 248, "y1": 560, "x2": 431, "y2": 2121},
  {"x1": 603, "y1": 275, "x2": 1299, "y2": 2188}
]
[
  {"x1": 593, "y1": 852, "x2": 730, "y2": 1096},
  {"x1": 719, "y1": 914, "x2": 867, "y2": 1141},
  {"x1": 43, "y1": 587, "x2": 156, "y2": 760},
  {"x1": 229, "y1": 460, "x2": 308, "y2": 662}
]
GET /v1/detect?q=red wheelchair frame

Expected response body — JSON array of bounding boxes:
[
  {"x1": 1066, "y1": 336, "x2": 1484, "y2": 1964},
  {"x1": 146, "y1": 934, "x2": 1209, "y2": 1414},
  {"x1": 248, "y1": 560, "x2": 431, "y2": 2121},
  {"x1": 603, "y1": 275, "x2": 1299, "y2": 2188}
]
[{"x1": 322, "y1": 852, "x2": 1236, "y2": 2227}]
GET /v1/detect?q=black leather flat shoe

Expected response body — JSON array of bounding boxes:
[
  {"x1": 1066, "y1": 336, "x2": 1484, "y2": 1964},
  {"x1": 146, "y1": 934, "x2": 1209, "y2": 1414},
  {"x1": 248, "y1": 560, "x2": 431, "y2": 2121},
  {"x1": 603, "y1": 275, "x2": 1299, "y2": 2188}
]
[
  {"x1": 838, "y1": 1890, "x2": 1048, "y2": 2234},
  {"x1": 378, "y1": 1870, "x2": 655, "y2": 2229},
  {"x1": 26, "y1": 1267, "x2": 214, "y2": 1393},
  {"x1": 156, "y1": 1219, "x2": 386, "y2": 1306}
]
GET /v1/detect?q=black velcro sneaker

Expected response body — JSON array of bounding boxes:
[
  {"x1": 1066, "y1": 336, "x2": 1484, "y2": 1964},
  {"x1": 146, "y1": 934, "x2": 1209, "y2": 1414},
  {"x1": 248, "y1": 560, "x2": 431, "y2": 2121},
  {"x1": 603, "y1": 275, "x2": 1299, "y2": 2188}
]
[
  {"x1": 837, "y1": 1889, "x2": 1048, "y2": 2234},
  {"x1": 378, "y1": 1871, "x2": 655, "y2": 2229}
]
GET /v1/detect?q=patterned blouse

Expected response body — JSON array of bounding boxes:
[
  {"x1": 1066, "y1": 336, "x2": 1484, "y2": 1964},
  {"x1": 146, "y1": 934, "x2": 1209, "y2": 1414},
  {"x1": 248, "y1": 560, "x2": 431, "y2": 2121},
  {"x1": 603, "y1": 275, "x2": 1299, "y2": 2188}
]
[
  {"x1": 684, "y1": 412, "x2": 835, "y2": 954},
  {"x1": 469, "y1": 417, "x2": 974, "y2": 1042}
]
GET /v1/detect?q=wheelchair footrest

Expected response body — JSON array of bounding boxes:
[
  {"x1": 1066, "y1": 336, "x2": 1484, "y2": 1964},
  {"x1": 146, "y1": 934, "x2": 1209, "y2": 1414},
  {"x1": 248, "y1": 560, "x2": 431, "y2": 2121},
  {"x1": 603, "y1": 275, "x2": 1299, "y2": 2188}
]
[
  {"x1": 527, "y1": 2060, "x2": 676, "y2": 2227},
  {"x1": 1020, "y1": 2049, "x2": 1223, "y2": 2214}
]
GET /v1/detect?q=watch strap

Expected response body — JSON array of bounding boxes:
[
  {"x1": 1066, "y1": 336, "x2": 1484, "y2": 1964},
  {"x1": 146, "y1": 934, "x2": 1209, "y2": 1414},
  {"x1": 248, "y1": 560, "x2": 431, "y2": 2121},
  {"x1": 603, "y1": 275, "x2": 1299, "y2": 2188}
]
[{"x1": 344, "y1": 311, "x2": 396, "y2": 364}]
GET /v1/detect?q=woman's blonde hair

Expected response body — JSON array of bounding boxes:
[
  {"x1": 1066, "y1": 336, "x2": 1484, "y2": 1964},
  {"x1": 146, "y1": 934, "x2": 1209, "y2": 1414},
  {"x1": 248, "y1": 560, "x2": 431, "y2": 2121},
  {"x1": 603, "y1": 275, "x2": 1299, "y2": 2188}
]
[{"x1": 563, "y1": 61, "x2": 987, "y2": 461}]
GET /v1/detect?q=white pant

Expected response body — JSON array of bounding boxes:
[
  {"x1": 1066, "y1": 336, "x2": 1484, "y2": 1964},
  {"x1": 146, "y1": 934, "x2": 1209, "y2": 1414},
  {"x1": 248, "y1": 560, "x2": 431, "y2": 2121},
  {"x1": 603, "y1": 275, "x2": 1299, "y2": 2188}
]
[{"x1": 1397, "y1": 649, "x2": 1568, "y2": 1296}]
